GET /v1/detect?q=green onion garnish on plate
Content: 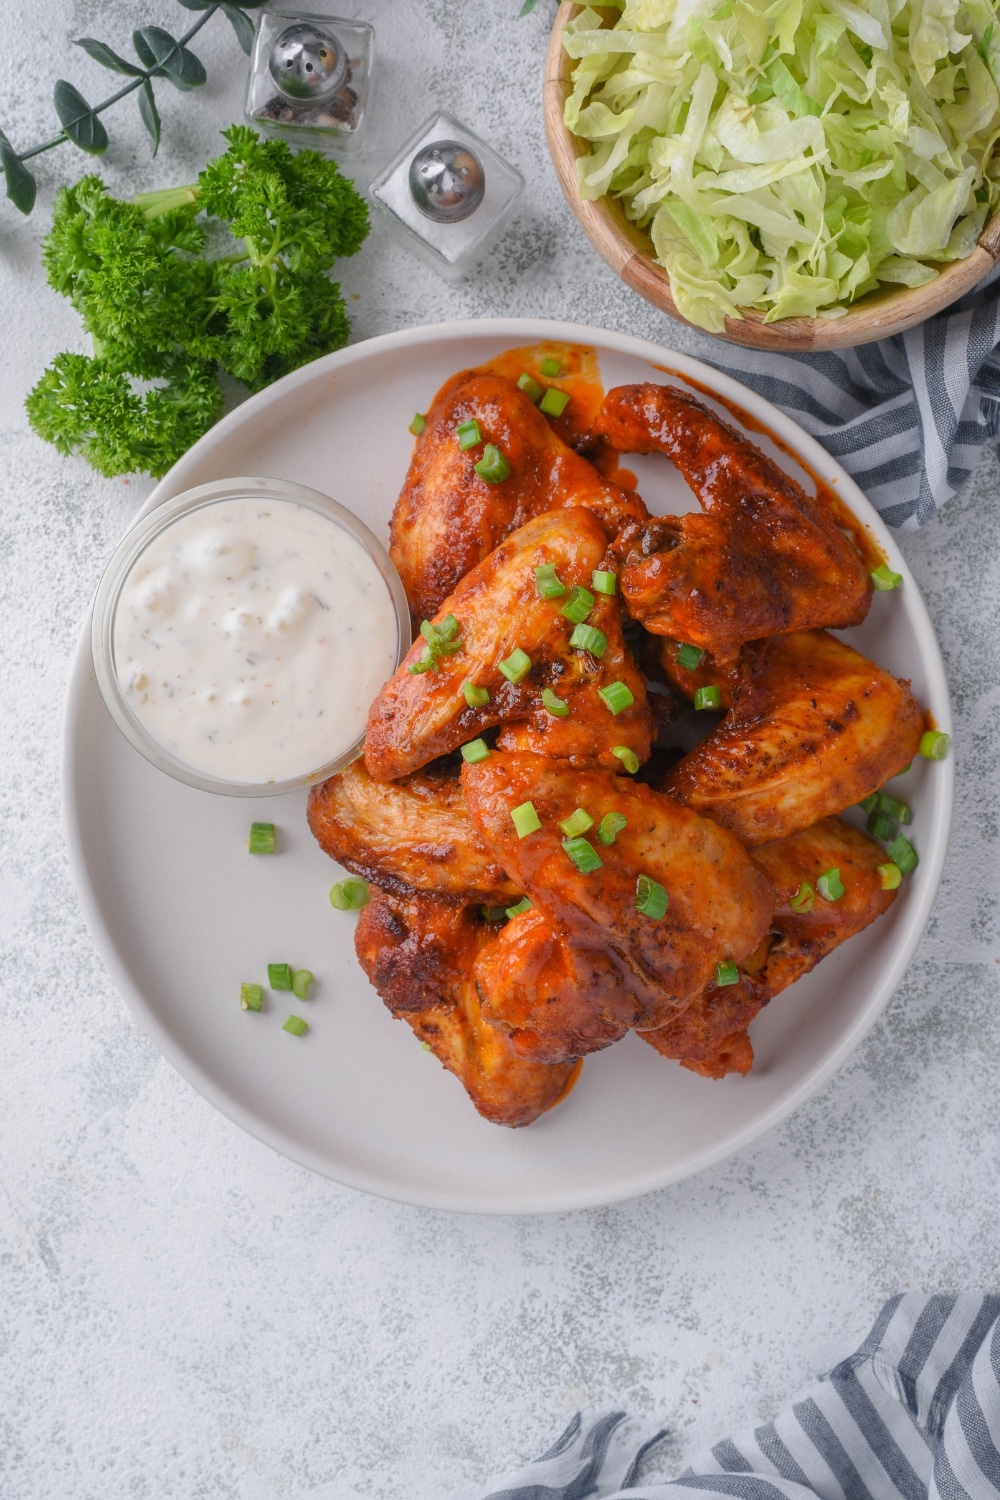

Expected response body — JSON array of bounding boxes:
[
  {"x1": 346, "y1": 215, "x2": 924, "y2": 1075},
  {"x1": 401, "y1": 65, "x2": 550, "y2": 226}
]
[
  {"x1": 611, "y1": 745, "x2": 639, "y2": 773},
  {"x1": 268, "y1": 963, "x2": 293, "y2": 991},
  {"x1": 817, "y1": 868, "x2": 845, "y2": 901},
  {"x1": 597, "y1": 811, "x2": 627, "y2": 845},
  {"x1": 540, "y1": 388, "x2": 570, "y2": 417},
  {"x1": 871, "y1": 564, "x2": 902, "y2": 591},
  {"x1": 461, "y1": 738, "x2": 490, "y2": 764},
  {"x1": 474, "y1": 443, "x2": 511, "y2": 483},
  {"x1": 715, "y1": 959, "x2": 739, "y2": 986},
  {"x1": 329, "y1": 877, "x2": 369, "y2": 910},
  {"x1": 789, "y1": 882, "x2": 815, "y2": 914},
  {"x1": 282, "y1": 1015, "x2": 308, "y2": 1037},
  {"x1": 920, "y1": 730, "x2": 949, "y2": 760},
  {"x1": 499, "y1": 647, "x2": 532, "y2": 685},
  {"x1": 540, "y1": 357, "x2": 561, "y2": 378},
  {"x1": 456, "y1": 418, "x2": 482, "y2": 450},
  {"x1": 240, "y1": 982, "x2": 264, "y2": 1012},
  {"x1": 676, "y1": 643, "x2": 704, "y2": 671},
  {"x1": 694, "y1": 685, "x2": 721, "y2": 710},
  {"x1": 599, "y1": 681, "x2": 634, "y2": 715},
  {"x1": 534, "y1": 562, "x2": 566, "y2": 599},
  {"x1": 591, "y1": 569, "x2": 617, "y2": 595},
  {"x1": 560, "y1": 585, "x2": 594, "y2": 624},
  {"x1": 248, "y1": 822, "x2": 276, "y2": 854},
  {"x1": 559, "y1": 807, "x2": 594, "y2": 838},
  {"x1": 888, "y1": 833, "x2": 918, "y2": 874},
  {"x1": 569, "y1": 623, "x2": 607, "y2": 657},
  {"x1": 517, "y1": 372, "x2": 543, "y2": 403},
  {"x1": 511, "y1": 801, "x2": 541, "y2": 838},
  {"x1": 541, "y1": 687, "x2": 569, "y2": 717},
  {"x1": 505, "y1": 897, "x2": 532, "y2": 918},
  {"x1": 463, "y1": 680, "x2": 490, "y2": 708},
  {"x1": 878, "y1": 863, "x2": 902, "y2": 890},
  {"x1": 409, "y1": 412, "x2": 426, "y2": 436},
  {"x1": 291, "y1": 969, "x2": 314, "y2": 1000},
  {"x1": 562, "y1": 836, "x2": 602, "y2": 873}
]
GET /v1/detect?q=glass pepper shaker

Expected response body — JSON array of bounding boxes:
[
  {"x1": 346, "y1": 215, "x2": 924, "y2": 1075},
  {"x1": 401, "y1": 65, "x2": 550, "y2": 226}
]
[{"x1": 245, "y1": 8, "x2": 375, "y2": 155}]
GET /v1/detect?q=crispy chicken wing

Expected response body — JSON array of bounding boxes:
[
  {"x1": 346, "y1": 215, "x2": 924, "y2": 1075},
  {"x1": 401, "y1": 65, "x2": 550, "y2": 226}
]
[
  {"x1": 597, "y1": 383, "x2": 872, "y2": 654},
  {"x1": 391, "y1": 370, "x2": 646, "y2": 623},
  {"x1": 365, "y1": 509, "x2": 653, "y2": 782},
  {"x1": 354, "y1": 887, "x2": 580, "y2": 1127},
  {"x1": 661, "y1": 630, "x2": 923, "y2": 845},
  {"x1": 307, "y1": 756, "x2": 519, "y2": 901},
  {"x1": 463, "y1": 752, "x2": 775, "y2": 1061},
  {"x1": 641, "y1": 816, "x2": 897, "y2": 1078}
]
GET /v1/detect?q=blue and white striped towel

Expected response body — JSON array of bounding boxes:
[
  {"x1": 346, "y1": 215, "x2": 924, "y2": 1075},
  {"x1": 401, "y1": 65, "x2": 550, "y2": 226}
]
[
  {"x1": 480, "y1": 1294, "x2": 1000, "y2": 1500},
  {"x1": 703, "y1": 266, "x2": 1000, "y2": 530}
]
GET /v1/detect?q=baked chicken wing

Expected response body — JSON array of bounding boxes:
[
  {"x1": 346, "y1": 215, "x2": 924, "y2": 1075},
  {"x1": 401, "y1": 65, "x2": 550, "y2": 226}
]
[
  {"x1": 390, "y1": 370, "x2": 645, "y2": 624},
  {"x1": 462, "y1": 752, "x2": 775, "y2": 1061},
  {"x1": 662, "y1": 630, "x2": 924, "y2": 845},
  {"x1": 641, "y1": 816, "x2": 898, "y2": 1078},
  {"x1": 597, "y1": 383, "x2": 872, "y2": 654},
  {"x1": 365, "y1": 509, "x2": 653, "y2": 782},
  {"x1": 354, "y1": 887, "x2": 580, "y2": 1127},
  {"x1": 307, "y1": 756, "x2": 519, "y2": 902}
]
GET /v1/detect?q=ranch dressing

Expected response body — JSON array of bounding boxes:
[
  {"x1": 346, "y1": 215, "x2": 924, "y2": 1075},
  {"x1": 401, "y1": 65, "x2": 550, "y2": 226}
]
[{"x1": 112, "y1": 496, "x2": 398, "y2": 784}]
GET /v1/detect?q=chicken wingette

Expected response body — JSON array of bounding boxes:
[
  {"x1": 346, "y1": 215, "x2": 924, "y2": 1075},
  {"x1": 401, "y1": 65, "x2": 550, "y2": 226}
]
[
  {"x1": 463, "y1": 752, "x2": 775, "y2": 1062},
  {"x1": 365, "y1": 509, "x2": 653, "y2": 782},
  {"x1": 307, "y1": 756, "x2": 519, "y2": 902},
  {"x1": 641, "y1": 817, "x2": 899, "y2": 1078},
  {"x1": 597, "y1": 383, "x2": 872, "y2": 654},
  {"x1": 661, "y1": 630, "x2": 924, "y2": 845},
  {"x1": 390, "y1": 370, "x2": 646, "y2": 624},
  {"x1": 354, "y1": 887, "x2": 580, "y2": 1127}
]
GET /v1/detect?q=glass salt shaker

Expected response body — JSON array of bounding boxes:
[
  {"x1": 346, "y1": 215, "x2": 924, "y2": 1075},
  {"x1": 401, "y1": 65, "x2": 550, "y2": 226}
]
[
  {"x1": 245, "y1": 8, "x2": 374, "y2": 155},
  {"x1": 370, "y1": 112, "x2": 524, "y2": 281}
]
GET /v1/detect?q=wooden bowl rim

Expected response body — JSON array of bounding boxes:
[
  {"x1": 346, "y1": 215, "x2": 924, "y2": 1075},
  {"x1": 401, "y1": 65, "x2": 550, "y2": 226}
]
[{"x1": 544, "y1": 0, "x2": 1000, "y2": 351}]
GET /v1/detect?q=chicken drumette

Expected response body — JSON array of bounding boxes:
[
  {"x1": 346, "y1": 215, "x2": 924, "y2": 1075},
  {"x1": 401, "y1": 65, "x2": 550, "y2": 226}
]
[
  {"x1": 597, "y1": 382, "x2": 872, "y2": 656},
  {"x1": 355, "y1": 887, "x2": 580, "y2": 1128}
]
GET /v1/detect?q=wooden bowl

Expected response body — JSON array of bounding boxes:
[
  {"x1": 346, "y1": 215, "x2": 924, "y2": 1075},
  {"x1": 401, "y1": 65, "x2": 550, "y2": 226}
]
[{"x1": 544, "y1": 2, "x2": 1000, "y2": 351}]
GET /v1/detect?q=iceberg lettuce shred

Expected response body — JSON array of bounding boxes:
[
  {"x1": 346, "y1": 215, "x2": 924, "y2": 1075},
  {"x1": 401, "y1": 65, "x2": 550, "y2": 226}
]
[{"x1": 563, "y1": 0, "x2": 1000, "y2": 330}]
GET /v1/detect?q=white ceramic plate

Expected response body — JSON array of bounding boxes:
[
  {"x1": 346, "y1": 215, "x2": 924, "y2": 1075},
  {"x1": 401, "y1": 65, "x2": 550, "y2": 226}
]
[{"x1": 63, "y1": 319, "x2": 953, "y2": 1215}]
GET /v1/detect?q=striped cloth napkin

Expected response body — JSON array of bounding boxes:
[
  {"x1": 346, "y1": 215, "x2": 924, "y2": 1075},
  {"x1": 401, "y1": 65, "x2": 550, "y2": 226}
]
[
  {"x1": 480, "y1": 1294, "x2": 1000, "y2": 1500},
  {"x1": 699, "y1": 266, "x2": 1000, "y2": 530}
]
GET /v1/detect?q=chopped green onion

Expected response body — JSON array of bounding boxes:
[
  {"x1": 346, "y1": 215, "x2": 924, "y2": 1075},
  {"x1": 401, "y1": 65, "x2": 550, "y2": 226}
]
[
  {"x1": 421, "y1": 1040, "x2": 433, "y2": 1051},
  {"x1": 559, "y1": 807, "x2": 594, "y2": 837},
  {"x1": 878, "y1": 863, "x2": 902, "y2": 891},
  {"x1": 562, "y1": 836, "x2": 603, "y2": 873},
  {"x1": 456, "y1": 418, "x2": 482, "y2": 450},
  {"x1": 481, "y1": 904, "x2": 508, "y2": 922},
  {"x1": 599, "y1": 681, "x2": 635, "y2": 716},
  {"x1": 499, "y1": 647, "x2": 532, "y2": 685},
  {"x1": 540, "y1": 357, "x2": 562, "y2": 378},
  {"x1": 871, "y1": 564, "x2": 903, "y2": 591},
  {"x1": 789, "y1": 882, "x2": 815, "y2": 914},
  {"x1": 268, "y1": 963, "x2": 293, "y2": 991},
  {"x1": 282, "y1": 1015, "x2": 308, "y2": 1037},
  {"x1": 240, "y1": 982, "x2": 263, "y2": 1012},
  {"x1": 511, "y1": 801, "x2": 541, "y2": 838},
  {"x1": 410, "y1": 614, "x2": 463, "y2": 674},
  {"x1": 534, "y1": 562, "x2": 566, "y2": 599},
  {"x1": 463, "y1": 680, "x2": 490, "y2": 708},
  {"x1": 920, "y1": 730, "x2": 950, "y2": 760},
  {"x1": 291, "y1": 969, "x2": 314, "y2": 1000},
  {"x1": 877, "y1": 792, "x2": 912, "y2": 825},
  {"x1": 817, "y1": 867, "x2": 845, "y2": 901},
  {"x1": 675, "y1": 643, "x2": 705, "y2": 671},
  {"x1": 715, "y1": 959, "x2": 739, "y2": 987},
  {"x1": 329, "y1": 877, "x2": 370, "y2": 911},
  {"x1": 867, "y1": 810, "x2": 896, "y2": 842},
  {"x1": 611, "y1": 745, "x2": 639, "y2": 773},
  {"x1": 898, "y1": 762, "x2": 912, "y2": 775},
  {"x1": 560, "y1": 584, "x2": 595, "y2": 624},
  {"x1": 505, "y1": 897, "x2": 532, "y2": 919},
  {"x1": 517, "y1": 372, "x2": 543, "y2": 403},
  {"x1": 474, "y1": 443, "x2": 511, "y2": 483},
  {"x1": 461, "y1": 738, "x2": 490, "y2": 764},
  {"x1": 857, "y1": 793, "x2": 879, "y2": 815},
  {"x1": 888, "y1": 833, "x2": 919, "y2": 874},
  {"x1": 248, "y1": 822, "x2": 276, "y2": 854},
  {"x1": 539, "y1": 387, "x2": 570, "y2": 418},
  {"x1": 591, "y1": 569, "x2": 617, "y2": 595},
  {"x1": 694, "y1": 685, "x2": 722, "y2": 711},
  {"x1": 634, "y1": 874, "x2": 668, "y2": 919},
  {"x1": 597, "y1": 811, "x2": 627, "y2": 845},
  {"x1": 541, "y1": 687, "x2": 569, "y2": 718},
  {"x1": 569, "y1": 623, "x2": 608, "y2": 657},
  {"x1": 409, "y1": 412, "x2": 426, "y2": 436}
]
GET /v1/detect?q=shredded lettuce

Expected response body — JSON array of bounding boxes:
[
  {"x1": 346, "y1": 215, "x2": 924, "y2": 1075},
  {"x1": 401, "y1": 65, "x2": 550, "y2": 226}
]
[{"x1": 563, "y1": 0, "x2": 1000, "y2": 330}]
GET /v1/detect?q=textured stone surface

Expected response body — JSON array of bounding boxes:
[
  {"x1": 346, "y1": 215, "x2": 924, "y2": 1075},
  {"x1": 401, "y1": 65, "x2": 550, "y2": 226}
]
[{"x1": 1, "y1": 2, "x2": 998, "y2": 1497}]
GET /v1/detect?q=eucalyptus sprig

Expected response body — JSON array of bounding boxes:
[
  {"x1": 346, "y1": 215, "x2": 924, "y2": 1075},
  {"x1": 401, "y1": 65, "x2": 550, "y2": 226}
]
[{"x1": 0, "y1": 1, "x2": 263, "y2": 217}]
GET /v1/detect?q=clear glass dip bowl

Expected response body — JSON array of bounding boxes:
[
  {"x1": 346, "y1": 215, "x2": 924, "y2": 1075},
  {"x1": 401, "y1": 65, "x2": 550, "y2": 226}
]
[{"x1": 92, "y1": 476, "x2": 410, "y2": 796}]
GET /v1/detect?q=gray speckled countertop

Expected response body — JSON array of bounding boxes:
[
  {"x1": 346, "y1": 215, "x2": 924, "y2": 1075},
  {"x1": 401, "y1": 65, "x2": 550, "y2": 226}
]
[{"x1": 1, "y1": 3, "x2": 998, "y2": 1497}]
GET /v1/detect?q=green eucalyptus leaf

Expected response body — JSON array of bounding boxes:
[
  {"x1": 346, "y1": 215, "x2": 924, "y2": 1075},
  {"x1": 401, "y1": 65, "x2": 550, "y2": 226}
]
[
  {"x1": 53, "y1": 80, "x2": 109, "y2": 154},
  {"x1": 75, "y1": 37, "x2": 144, "y2": 75},
  {"x1": 0, "y1": 129, "x2": 36, "y2": 214},
  {"x1": 133, "y1": 26, "x2": 207, "y2": 90},
  {"x1": 138, "y1": 79, "x2": 161, "y2": 156},
  {"x1": 222, "y1": 3, "x2": 256, "y2": 54}
]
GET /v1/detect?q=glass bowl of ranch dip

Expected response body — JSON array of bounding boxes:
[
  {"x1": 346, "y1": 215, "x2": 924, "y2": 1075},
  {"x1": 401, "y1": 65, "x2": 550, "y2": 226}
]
[{"x1": 92, "y1": 477, "x2": 410, "y2": 795}]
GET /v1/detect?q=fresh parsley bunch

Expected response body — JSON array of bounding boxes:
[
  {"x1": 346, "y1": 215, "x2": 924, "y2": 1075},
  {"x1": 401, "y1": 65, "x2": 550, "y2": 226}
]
[{"x1": 27, "y1": 125, "x2": 369, "y2": 477}]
